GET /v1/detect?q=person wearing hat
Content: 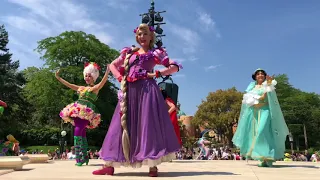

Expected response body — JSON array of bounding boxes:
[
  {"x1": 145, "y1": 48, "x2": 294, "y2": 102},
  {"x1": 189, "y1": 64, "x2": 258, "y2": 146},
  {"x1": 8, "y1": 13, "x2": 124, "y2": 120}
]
[
  {"x1": 284, "y1": 153, "x2": 292, "y2": 161},
  {"x1": 232, "y1": 68, "x2": 289, "y2": 167}
]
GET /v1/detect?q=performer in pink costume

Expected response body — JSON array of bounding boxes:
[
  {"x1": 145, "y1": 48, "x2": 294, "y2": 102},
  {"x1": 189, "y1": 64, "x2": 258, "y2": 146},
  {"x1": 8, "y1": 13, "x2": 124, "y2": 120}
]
[
  {"x1": 92, "y1": 23, "x2": 182, "y2": 177},
  {"x1": 0, "y1": 100, "x2": 7, "y2": 107},
  {"x1": 0, "y1": 100, "x2": 7, "y2": 115}
]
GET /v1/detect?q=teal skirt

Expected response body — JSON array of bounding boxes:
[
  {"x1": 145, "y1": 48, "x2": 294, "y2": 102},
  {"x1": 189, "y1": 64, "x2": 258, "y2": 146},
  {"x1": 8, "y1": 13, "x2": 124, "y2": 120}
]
[{"x1": 232, "y1": 104, "x2": 282, "y2": 161}]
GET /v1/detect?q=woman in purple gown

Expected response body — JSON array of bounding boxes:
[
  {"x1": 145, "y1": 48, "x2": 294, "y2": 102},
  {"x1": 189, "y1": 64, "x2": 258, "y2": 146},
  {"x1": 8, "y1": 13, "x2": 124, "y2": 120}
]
[{"x1": 92, "y1": 23, "x2": 182, "y2": 177}]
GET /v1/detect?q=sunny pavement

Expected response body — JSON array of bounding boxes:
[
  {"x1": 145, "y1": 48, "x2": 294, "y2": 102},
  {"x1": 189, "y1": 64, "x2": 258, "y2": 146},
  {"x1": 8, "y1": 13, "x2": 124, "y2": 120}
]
[{"x1": 1, "y1": 159, "x2": 319, "y2": 180}]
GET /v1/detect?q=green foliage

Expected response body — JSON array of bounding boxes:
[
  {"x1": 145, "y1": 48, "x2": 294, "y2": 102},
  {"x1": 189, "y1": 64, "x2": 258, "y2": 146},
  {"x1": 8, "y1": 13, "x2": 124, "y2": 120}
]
[
  {"x1": 287, "y1": 124, "x2": 303, "y2": 136},
  {"x1": 22, "y1": 146, "x2": 59, "y2": 153},
  {"x1": 271, "y1": 74, "x2": 297, "y2": 103},
  {"x1": 35, "y1": 31, "x2": 119, "y2": 71},
  {"x1": 181, "y1": 136, "x2": 197, "y2": 149},
  {"x1": 0, "y1": 24, "x2": 29, "y2": 138},
  {"x1": 275, "y1": 74, "x2": 320, "y2": 149},
  {"x1": 193, "y1": 87, "x2": 243, "y2": 145},
  {"x1": 20, "y1": 127, "x2": 61, "y2": 146},
  {"x1": 22, "y1": 145, "x2": 100, "y2": 153},
  {"x1": 23, "y1": 67, "x2": 73, "y2": 127}
]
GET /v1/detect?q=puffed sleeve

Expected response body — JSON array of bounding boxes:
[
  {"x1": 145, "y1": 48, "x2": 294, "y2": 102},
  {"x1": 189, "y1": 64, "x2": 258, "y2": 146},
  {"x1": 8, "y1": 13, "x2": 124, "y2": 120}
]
[
  {"x1": 153, "y1": 48, "x2": 183, "y2": 76},
  {"x1": 110, "y1": 47, "x2": 132, "y2": 79}
]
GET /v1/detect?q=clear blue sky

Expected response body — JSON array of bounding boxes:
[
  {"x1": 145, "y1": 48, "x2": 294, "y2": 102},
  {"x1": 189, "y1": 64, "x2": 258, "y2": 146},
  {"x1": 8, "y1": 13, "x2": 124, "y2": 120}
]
[{"x1": 1, "y1": 0, "x2": 319, "y2": 115}]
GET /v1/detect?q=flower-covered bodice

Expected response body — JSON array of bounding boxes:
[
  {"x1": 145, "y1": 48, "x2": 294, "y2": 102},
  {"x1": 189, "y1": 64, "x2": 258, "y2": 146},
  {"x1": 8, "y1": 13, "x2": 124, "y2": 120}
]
[
  {"x1": 77, "y1": 87, "x2": 98, "y2": 104},
  {"x1": 126, "y1": 52, "x2": 157, "y2": 80}
]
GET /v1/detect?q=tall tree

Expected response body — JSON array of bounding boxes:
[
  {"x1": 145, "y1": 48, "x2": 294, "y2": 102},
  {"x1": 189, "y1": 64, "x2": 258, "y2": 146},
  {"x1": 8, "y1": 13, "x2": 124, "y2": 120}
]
[
  {"x1": 23, "y1": 67, "x2": 72, "y2": 127},
  {"x1": 36, "y1": 31, "x2": 119, "y2": 70},
  {"x1": 193, "y1": 87, "x2": 243, "y2": 146},
  {"x1": 0, "y1": 25, "x2": 27, "y2": 137},
  {"x1": 274, "y1": 74, "x2": 320, "y2": 149}
]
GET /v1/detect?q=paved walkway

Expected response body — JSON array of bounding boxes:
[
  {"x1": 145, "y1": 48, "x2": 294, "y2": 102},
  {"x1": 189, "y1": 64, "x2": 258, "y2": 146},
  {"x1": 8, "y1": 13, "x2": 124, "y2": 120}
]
[{"x1": 1, "y1": 160, "x2": 319, "y2": 180}]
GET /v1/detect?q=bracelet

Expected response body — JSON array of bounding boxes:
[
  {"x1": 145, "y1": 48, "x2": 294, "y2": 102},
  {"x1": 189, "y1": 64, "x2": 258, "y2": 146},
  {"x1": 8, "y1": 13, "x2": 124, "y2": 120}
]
[
  {"x1": 267, "y1": 79, "x2": 272, "y2": 85},
  {"x1": 117, "y1": 76, "x2": 122, "y2": 82},
  {"x1": 155, "y1": 70, "x2": 161, "y2": 78}
]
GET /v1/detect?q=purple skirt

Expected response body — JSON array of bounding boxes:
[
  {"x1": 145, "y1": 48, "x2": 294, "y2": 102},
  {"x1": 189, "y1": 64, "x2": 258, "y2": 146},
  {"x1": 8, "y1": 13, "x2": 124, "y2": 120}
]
[{"x1": 99, "y1": 79, "x2": 181, "y2": 168}]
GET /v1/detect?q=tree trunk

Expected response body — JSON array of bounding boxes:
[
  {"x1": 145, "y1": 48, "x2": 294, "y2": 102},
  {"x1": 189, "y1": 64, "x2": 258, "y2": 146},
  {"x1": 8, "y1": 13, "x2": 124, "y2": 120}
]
[
  {"x1": 227, "y1": 126, "x2": 234, "y2": 147},
  {"x1": 227, "y1": 133, "x2": 233, "y2": 147},
  {"x1": 296, "y1": 136, "x2": 300, "y2": 151},
  {"x1": 303, "y1": 123, "x2": 308, "y2": 149}
]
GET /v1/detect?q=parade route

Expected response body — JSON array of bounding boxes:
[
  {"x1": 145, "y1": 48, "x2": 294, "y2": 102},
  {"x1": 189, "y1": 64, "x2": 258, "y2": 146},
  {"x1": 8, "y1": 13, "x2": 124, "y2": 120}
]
[{"x1": 1, "y1": 160, "x2": 319, "y2": 180}]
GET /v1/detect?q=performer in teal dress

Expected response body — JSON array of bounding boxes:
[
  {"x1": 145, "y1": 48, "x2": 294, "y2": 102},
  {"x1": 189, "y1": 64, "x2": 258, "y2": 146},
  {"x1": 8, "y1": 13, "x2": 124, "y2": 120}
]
[
  {"x1": 232, "y1": 68, "x2": 289, "y2": 167},
  {"x1": 57, "y1": 62, "x2": 110, "y2": 166}
]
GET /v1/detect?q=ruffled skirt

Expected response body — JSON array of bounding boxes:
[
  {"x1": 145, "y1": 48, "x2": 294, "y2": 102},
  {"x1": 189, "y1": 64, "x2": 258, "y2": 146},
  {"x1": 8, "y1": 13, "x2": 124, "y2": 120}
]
[{"x1": 59, "y1": 101, "x2": 101, "y2": 129}]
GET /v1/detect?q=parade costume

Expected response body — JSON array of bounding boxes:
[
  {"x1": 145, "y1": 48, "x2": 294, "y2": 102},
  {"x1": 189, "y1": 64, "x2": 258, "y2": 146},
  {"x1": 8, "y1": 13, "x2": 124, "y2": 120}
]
[
  {"x1": 161, "y1": 90, "x2": 182, "y2": 146},
  {"x1": 196, "y1": 137, "x2": 210, "y2": 160},
  {"x1": 59, "y1": 63, "x2": 102, "y2": 166},
  {"x1": 0, "y1": 100, "x2": 7, "y2": 115},
  {"x1": 232, "y1": 68, "x2": 289, "y2": 167},
  {"x1": 93, "y1": 24, "x2": 182, "y2": 177},
  {"x1": 176, "y1": 102, "x2": 186, "y2": 119},
  {"x1": 0, "y1": 135, "x2": 19, "y2": 156}
]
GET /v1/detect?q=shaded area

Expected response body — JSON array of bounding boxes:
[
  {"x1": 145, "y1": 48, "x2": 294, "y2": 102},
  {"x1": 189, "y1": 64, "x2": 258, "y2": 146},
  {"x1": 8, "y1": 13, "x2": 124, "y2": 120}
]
[
  {"x1": 272, "y1": 164, "x2": 319, "y2": 169},
  {"x1": 88, "y1": 160, "x2": 207, "y2": 166},
  {"x1": 88, "y1": 163, "x2": 104, "y2": 166},
  {"x1": 248, "y1": 164, "x2": 319, "y2": 169},
  {"x1": 16, "y1": 168, "x2": 34, "y2": 171},
  {"x1": 170, "y1": 160, "x2": 208, "y2": 163},
  {"x1": 116, "y1": 171, "x2": 238, "y2": 177}
]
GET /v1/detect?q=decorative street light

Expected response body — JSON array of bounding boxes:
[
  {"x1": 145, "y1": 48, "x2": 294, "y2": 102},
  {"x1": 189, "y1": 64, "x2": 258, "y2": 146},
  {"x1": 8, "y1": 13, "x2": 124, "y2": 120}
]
[
  {"x1": 288, "y1": 132, "x2": 294, "y2": 154},
  {"x1": 139, "y1": 0, "x2": 166, "y2": 48},
  {"x1": 59, "y1": 130, "x2": 67, "y2": 157},
  {"x1": 140, "y1": 1, "x2": 180, "y2": 105}
]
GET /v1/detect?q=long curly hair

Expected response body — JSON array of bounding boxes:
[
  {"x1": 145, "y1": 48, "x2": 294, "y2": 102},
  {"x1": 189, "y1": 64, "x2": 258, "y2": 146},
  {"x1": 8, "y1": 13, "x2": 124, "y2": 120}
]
[{"x1": 120, "y1": 47, "x2": 139, "y2": 162}]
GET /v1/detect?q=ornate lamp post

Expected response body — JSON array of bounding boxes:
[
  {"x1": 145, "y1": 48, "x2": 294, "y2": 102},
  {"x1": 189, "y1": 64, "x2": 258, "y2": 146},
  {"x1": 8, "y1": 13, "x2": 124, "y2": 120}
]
[
  {"x1": 139, "y1": 1, "x2": 180, "y2": 105},
  {"x1": 288, "y1": 132, "x2": 294, "y2": 155},
  {"x1": 59, "y1": 130, "x2": 67, "y2": 157},
  {"x1": 139, "y1": 0, "x2": 166, "y2": 48}
]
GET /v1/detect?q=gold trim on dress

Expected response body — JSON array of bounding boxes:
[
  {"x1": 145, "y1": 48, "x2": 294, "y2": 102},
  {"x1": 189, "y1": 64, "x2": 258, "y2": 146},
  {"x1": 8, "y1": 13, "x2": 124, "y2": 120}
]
[{"x1": 246, "y1": 107, "x2": 261, "y2": 157}]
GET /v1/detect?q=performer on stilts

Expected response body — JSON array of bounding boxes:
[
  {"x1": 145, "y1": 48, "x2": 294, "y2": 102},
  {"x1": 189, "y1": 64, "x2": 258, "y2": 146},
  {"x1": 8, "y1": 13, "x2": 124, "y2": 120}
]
[
  {"x1": 92, "y1": 23, "x2": 182, "y2": 177},
  {"x1": 57, "y1": 63, "x2": 110, "y2": 166},
  {"x1": 232, "y1": 68, "x2": 289, "y2": 167},
  {"x1": 196, "y1": 136, "x2": 211, "y2": 160},
  {"x1": 161, "y1": 89, "x2": 182, "y2": 146}
]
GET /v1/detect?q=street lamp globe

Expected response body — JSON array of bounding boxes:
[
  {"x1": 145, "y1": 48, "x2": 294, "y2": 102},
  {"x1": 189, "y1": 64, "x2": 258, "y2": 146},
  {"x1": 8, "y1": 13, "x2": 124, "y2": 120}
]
[
  {"x1": 61, "y1": 130, "x2": 67, "y2": 137},
  {"x1": 142, "y1": 14, "x2": 150, "y2": 24},
  {"x1": 288, "y1": 132, "x2": 293, "y2": 142},
  {"x1": 155, "y1": 12, "x2": 163, "y2": 22},
  {"x1": 155, "y1": 24, "x2": 163, "y2": 34}
]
